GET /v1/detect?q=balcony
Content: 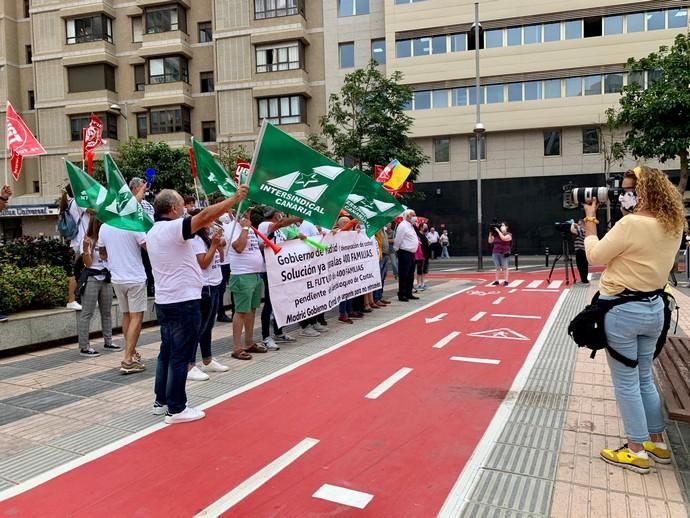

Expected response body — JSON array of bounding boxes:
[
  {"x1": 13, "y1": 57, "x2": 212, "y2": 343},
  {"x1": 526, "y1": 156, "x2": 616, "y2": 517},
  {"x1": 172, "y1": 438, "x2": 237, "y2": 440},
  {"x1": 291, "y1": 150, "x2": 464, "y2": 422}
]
[{"x1": 139, "y1": 31, "x2": 192, "y2": 59}]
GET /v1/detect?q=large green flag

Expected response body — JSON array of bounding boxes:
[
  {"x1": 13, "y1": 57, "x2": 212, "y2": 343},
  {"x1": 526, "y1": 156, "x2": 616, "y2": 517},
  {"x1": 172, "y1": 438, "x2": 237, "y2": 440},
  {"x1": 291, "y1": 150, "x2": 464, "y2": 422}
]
[
  {"x1": 65, "y1": 159, "x2": 153, "y2": 232},
  {"x1": 344, "y1": 171, "x2": 405, "y2": 237},
  {"x1": 192, "y1": 138, "x2": 237, "y2": 197},
  {"x1": 248, "y1": 122, "x2": 357, "y2": 229}
]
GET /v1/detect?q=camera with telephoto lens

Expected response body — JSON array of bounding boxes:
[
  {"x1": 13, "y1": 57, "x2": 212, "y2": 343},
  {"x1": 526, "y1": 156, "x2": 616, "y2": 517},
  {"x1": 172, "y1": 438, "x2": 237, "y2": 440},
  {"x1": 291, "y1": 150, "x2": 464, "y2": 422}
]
[
  {"x1": 571, "y1": 187, "x2": 623, "y2": 204},
  {"x1": 554, "y1": 220, "x2": 574, "y2": 234},
  {"x1": 489, "y1": 218, "x2": 501, "y2": 236}
]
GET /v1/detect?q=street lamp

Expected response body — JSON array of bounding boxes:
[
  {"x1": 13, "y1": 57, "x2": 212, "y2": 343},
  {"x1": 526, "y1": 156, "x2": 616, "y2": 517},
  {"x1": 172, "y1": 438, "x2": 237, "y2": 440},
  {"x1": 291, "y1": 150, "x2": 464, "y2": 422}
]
[
  {"x1": 473, "y1": 2, "x2": 484, "y2": 271},
  {"x1": 110, "y1": 103, "x2": 129, "y2": 140}
]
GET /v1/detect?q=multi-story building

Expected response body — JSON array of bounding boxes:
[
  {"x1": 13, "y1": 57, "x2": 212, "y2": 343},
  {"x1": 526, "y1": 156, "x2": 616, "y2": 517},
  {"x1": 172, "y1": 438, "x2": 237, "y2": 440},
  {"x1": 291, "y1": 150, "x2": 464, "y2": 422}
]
[{"x1": 0, "y1": 0, "x2": 325, "y2": 239}]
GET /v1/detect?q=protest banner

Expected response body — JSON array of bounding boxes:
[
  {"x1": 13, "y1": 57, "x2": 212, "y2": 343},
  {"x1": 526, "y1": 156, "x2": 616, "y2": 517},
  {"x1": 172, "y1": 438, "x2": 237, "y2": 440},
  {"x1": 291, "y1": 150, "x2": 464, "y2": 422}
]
[{"x1": 264, "y1": 231, "x2": 381, "y2": 327}]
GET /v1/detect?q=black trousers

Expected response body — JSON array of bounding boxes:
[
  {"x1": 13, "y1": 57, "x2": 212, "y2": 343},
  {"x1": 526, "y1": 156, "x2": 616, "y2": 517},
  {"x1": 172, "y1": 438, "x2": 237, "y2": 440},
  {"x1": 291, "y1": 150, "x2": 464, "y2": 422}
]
[
  {"x1": 217, "y1": 264, "x2": 233, "y2": 317},
  {"x1": 575, "y1": 249, "x2": 589, "y2": 283},
  {"x1": 397, "y1": 250, "x2": 416, "y2": 298}
]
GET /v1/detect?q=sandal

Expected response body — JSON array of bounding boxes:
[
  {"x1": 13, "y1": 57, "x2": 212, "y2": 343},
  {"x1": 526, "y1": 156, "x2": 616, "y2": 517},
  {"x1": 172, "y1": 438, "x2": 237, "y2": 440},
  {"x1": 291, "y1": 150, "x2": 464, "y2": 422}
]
[
  {"x1": 244, "y1": 343, "x2": 268, "y2": 354},
  {"x1": 231, "y1": 351, "x2": 252, "y2": 360}
]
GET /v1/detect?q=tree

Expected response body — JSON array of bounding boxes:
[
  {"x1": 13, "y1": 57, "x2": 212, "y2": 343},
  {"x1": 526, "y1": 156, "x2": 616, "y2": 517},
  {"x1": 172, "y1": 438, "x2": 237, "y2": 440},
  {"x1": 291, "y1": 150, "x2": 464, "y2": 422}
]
[
  {"x1": 318, "y1": 61, "x2": 428, "y2": 179},
  {"x1": 217, "y1": 142, "x2": 252, "y2": 178},
  {"x1": 607, "y1": 33, "x2": 690, "y2": 194}
]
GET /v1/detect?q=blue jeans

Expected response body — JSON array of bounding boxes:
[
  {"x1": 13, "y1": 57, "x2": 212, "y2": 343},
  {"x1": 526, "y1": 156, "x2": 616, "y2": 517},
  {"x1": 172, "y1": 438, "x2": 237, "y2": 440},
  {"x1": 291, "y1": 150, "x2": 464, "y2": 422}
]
[
  {"x1": 374, "y1": 255, "x2": 390, "y2": 301},
  {"x1": 192, "y1": 285, "x2": 221, "y2": 363},
  {"x1": 155, "y1": 300, "x2": 201, "y2": 414},
  {"x1": 441, "y1": 245, "x2": 449, "y2": 258},
  {"x1": 339, "y1": 299, "x2": 352, "y2": 316},
  {"x1": 603, "y1": 296, "x2": 665, "y2": 443},
  {"x1": 492, "y1": 253, "x2": 509, "y2": 269}
]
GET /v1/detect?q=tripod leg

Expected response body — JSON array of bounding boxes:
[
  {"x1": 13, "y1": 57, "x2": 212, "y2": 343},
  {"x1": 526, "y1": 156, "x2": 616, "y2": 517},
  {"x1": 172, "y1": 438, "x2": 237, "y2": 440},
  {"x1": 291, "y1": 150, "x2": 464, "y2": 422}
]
[{"x1": 547, "y1": 255, "x2": 563, "y2": 283}]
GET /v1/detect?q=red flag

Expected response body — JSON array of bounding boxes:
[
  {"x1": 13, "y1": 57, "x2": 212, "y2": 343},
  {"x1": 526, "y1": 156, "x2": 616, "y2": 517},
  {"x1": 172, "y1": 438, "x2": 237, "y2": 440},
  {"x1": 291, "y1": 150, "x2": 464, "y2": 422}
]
[
  {"x1": 188, "y1": 147, "x2": 197, "y2": 178},
  {"x1": 235, "y1": 160, "x2": 250, "y2": 185},
  {"x1": 6, "y1": 101, "x2": 46, "y2": 157},
  {"x1": 82, "y1": 113, "x2": 104, "y2": 160},
  {"x1": 86, "y1": 150, "x2": 95, "y2": 177},
  {"x1": 9, "y1": 147, "x2": 23, "y2": 182},
  {"x1": 375, "y1": 161, "x2": 395, "y2": 183}
]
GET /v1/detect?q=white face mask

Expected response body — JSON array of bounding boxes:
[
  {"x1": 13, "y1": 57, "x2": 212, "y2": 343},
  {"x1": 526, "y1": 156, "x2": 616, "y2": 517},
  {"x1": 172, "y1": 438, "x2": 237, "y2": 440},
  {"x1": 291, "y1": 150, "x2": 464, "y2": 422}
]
[
  {"x1": 410, "y1": 216, "x2": 418, "y2": 224},
  {"x1": 619, "y1": 192, "x2": 638, "y2": 211}
]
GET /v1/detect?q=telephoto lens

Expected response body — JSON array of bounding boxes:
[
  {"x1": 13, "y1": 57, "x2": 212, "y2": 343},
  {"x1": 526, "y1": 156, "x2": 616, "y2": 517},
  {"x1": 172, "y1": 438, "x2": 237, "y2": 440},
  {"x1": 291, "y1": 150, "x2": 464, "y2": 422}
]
[{"x1": 571, "y1": 187, "x2": 622, "y2": 204}]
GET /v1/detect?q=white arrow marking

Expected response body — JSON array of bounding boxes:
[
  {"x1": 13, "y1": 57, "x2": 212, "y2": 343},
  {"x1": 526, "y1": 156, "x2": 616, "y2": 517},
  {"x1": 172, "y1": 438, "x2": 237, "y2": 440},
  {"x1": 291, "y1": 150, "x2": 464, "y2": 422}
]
[
  {"x1": 433, "y1": 331, "x2": 461, "y2": 349},
  {"x1": 450, "y1": 356, "x2": 501, "y2": 365},
  {"x1": 425, "y1": 313, "x2": 448, "y2": 324}
]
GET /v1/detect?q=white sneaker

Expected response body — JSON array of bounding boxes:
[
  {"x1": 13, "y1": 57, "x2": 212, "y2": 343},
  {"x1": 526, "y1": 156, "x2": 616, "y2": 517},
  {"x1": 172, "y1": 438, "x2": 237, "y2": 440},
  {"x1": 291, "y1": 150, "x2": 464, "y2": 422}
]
[
  {"x1": 164, "y1": 406, "x2": 206, "y2": 424},
  {"x1": 301, "y1": 326, "x2": 320, "y2": 337},
  {"x1": 187, "y1": 366, "x2": 210, "y2": 381},
  {"x1": 312, "y1": 322, "x2": 328, "y2": 333},
  {"x1": 274, "y1": 333, "x2": 297, "y2": 343},
  {"x1": 66, "y1": 301, "x2": 82, "y2": 310},
  {"x1": 262, "y1": 336, "x2": 280, "y2": 351},
  {"x1": 153, "y1": 402, "x2": 168, "y2": 416},
  {"x1": 200, "y1": 359, "x2": 230, "y2": 372}
]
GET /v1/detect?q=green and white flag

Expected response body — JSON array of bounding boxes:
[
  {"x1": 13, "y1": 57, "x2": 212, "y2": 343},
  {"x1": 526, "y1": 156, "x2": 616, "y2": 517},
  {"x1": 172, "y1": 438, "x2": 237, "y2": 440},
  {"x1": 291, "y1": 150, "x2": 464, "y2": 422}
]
[
  {"x1": 192, "y1": 138, "x2": 237, "y2": 197},
  {"x1": 103, "y1": 154, "x2": 154, "y2": 232},
  {"x1": 344, "y1": 171, "x2": 405, "y2": 237},
  {"x1": 66, "y1": 160, "x2": 108, "y2": 210},
  {"x1": 248, "y1": 122, "x2": 357, "y2": 229}
]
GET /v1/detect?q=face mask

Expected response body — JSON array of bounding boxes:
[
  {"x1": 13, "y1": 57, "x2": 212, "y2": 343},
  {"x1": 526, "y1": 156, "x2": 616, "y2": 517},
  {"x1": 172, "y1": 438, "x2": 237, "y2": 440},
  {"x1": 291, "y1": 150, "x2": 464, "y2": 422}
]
[
  {"x1": 619, "y1": 192, "x2": 638, "y2": 211},
  {"x1": 183, "y1": 207, "x2": 188, "y2": 216},
  {"x1": 411, "y1": 216, "x2": 418, "y2": 224}
]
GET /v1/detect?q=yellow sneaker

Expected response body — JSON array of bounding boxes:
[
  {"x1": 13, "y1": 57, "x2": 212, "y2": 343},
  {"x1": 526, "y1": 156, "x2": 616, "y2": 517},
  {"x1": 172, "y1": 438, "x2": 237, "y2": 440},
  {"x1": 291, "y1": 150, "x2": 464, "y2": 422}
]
[
  {"x1": 643, "y1": 441, "x2": 672, "y2": 464},
  {"x1": 600, "y1": 445, "x2": 650, "y2": 474}
]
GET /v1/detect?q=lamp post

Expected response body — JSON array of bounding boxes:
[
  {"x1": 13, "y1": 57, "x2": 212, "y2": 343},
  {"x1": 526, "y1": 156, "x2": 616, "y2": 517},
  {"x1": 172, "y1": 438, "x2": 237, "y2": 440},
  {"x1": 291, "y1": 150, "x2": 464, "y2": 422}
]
[
  {"x1": 110, "y1": 103, "x2": 129, "y2": 141},
  {"x1": 473, "y1": 2, "x2": 484, "y2": 271}
]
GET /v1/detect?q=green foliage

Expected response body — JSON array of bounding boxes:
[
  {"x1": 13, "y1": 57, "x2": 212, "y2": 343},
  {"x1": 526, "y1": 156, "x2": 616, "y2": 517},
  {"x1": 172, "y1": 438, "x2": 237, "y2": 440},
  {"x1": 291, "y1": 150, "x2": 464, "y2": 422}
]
[
  {"x1": 318, "y1": 61, "x2": 428, "y2": 179},
  {"x1": 217, "y1": 143, "x2": 252, "y2": 178},
  {"x1": 607, "y1": 33, "x2": 690, "y2": 192},
  {"x1": 0, "y1": 264, "x2": 68, "y2": 313},
  {"x1": 0, "y1": 236, "x2": 73, "y2": 274}
]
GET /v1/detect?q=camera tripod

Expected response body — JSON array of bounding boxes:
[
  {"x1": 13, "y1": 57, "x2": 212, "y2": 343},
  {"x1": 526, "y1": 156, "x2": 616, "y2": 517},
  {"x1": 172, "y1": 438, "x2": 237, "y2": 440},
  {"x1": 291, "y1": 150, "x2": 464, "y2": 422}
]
[{"x1": 547, "y1": 234, "x2": 577, "y2": 285}]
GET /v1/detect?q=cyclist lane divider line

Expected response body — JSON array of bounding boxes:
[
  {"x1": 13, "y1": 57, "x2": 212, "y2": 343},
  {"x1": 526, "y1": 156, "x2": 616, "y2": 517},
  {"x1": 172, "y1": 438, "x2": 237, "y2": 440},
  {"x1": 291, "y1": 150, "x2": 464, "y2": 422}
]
[
  {"x1": 433, "y1": 331, "x2": 462, "y2": 349},
  {"x1": 364, "y1": 368, "x2": 413, "y2": 400}
]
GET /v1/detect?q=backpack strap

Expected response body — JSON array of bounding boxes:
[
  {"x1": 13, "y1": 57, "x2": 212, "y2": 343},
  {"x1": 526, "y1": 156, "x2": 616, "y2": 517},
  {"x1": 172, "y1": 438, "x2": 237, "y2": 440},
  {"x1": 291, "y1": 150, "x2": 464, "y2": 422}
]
[{"x1": 605, "y1": 345, "x2": 638, "y2": 368}]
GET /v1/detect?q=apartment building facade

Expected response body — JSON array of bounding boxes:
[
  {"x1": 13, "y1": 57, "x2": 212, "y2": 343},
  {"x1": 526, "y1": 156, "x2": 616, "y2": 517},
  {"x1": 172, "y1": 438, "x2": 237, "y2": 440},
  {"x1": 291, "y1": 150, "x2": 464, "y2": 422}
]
[{"x1": 0, "y1": 0, "x2": 325, "y2": 239}]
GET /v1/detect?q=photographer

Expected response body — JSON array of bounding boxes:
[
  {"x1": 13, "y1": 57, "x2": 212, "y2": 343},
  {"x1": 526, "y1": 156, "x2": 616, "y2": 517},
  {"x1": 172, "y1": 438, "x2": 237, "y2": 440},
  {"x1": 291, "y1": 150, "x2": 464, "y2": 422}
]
[
  {"x1": 488, "y1": 221, "x2": 512, "y2": 286},
  {"x1": 570, "y1": 219, "x2": 589, "y2": 284},
  {"x1": 584, "y1": 166, "x2": 685, "y2": 474}
]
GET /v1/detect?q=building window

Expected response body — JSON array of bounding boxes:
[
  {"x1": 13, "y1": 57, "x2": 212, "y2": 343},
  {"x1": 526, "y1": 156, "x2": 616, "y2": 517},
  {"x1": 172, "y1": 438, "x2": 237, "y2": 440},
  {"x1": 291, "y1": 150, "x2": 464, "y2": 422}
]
[
  {"x1": 395, "y1": 0, "x2": 426, "y2": 3},
  {"x1": 24, "y1": 0, "x2": 30, "y2": 18},
  {"x1": 582, "y1": 128, "x2": 600, "y2": 154},
  {"x1": 544, "y1": 130, "x2": 561, "y2": 156},
  {"x1": 200, "y1": 71, "x2": 214, "y2": 93},
  {"x1": 432, "y1": 89, "x2": 448, "y2": 108},
  {"x1": 137, "y1": 114, "x2": 148, "y2": 138},
  {"x1": 149, "y1": 106, "x2": 191, "y2": 134},
  {"x1": 523, "y1": 25, "x2": 542, "y2": 45},
  {"x1": 450, "y1": 34, "x2": 466, "y2": 52},
  {"x1": 452, "y1": 88, "x2": 467, "y2": 106},
  {"x1": 524, "y1": 81, "x2": 542, "y2": 101},
  {"x1": 66, "y1": 14, "x2": 113, "y2": 44},
  {"x1": 507, "y1": 83, "x2": 522, "y2": 102},
  {"x1": 338, "y1": 0, "x2": 369, "y2": 17},
  {"x1": 202, "y1": 121, "x2": 216, "y2": 142},
  {"x1": 584, "y1": 75, "x2": 602, "y2": 95},
  {"x1": 544, "y1": 79, "x2": 561, "y2": 99},
  {"x1": 148, "y1": 56, "x2": 189, "y2": 84},
  {"x1": 486, "y1": 84, "x2": 503, "y2": 103},
  {"x1": 564, "y1": 20, "x2": 582, "y2": 39},
  {"x1": 628, "y1": 71, "x2": 645, "y2": 88},
  {"x1": 134, "y1": 64, "x2": 145, "y2": 91},
  {"x1": 413, "y1": 90, "x2": 431, "y2": 109},
  {"x1": 506, "y1": 27, "x2": 522, "y2": 46},
  {"x1": 67, "y1": 64, "x2": 116, "y2": 93},
  {"x1": 469, "y1": 136, "x2": 486, "y2": 161},
  {"x1": 255, "y1": 0, "x2": 304, "y2": 19},
  {"x1": 668, "y1": 8, "x2": 688, "y2": 29},
  {"x1": 256, "y1": 42, "x2": 301, "y2": 72},
  {"x1": 565, "y1": 77, "x2": 582, "y2": 97},
  {"x1": 396, "y1": 39, "x2": 411, "y2": 58},
  {"x1": 132, "y1": 16, "x2": 143, "y2": 42},
  {"x1": 28, "y1": 90, "x2": 35, "y2": 110},
  {"x1": 339, "y1": 42, "x2": 354, "y2": 68},
  {"x1": 70, "y1": 113, "x2": 117, "y2": 141},
  {"x1": 26, "y1": 45, "x2": 32, "y2": 64},
  {"x1": 145, "y1": 4, "x2": 187, "y2": 34},
  {"x1": 604, "y1": 73, "x2": 623, "y2": 93},
  {"x1": 583, "y1": 16, "x2": 602, "y2": 38},
  {"x1": 33, "y1": 181, "x2": 39, "y2": 193},
  {"x1": 434, "y1": 138, "x2": 449, "y2": 162},
  {"x1": 603, "y1": 15, "x2": 623, "y2": 35},
  {"x1": 198, "y1": 22, "x2": 212, "y2": 43},
  {"x1": 469, "y1": 86, "x2": 486, "y2": 105},
  {"x1": 646, "y1": 10, "x2": 665, "y2": 31},
  {"x1": 371, "y1": 39, "x2": 386, "y2": 64},
  {"x1": 627, "y1": 13, "x2": 645, "y2": 33},
  {"x1": 257, "y1": 95, "x2": 304, "y2": 125}
]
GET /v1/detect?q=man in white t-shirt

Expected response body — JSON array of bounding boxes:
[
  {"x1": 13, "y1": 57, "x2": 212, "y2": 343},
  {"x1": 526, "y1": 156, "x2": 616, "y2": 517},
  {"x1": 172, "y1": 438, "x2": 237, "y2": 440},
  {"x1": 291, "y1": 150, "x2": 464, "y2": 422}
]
[
  {"x1": 147, "y1": 186, "x2": 247, "y2": 424},
  {"x1": 65, "y1": 185, "x2": 90, "y2": 310},
  {"x1": 98, "y1": 224, "x2": 147, "y2": 375}
]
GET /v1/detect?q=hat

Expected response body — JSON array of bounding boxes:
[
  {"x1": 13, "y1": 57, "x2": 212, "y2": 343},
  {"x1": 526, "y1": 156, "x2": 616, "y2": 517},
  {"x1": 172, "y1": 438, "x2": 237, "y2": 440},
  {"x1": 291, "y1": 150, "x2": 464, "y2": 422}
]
[{"x1": 264, "y1": 207, "x2": 278, "y2": 218}]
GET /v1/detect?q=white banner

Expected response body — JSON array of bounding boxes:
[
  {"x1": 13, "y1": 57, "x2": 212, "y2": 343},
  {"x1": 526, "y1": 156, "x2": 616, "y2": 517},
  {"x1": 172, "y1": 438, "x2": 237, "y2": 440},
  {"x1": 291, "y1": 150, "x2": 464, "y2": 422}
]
[{"x1": 265, "y1": 231, "x2": 382, "y2": 327}]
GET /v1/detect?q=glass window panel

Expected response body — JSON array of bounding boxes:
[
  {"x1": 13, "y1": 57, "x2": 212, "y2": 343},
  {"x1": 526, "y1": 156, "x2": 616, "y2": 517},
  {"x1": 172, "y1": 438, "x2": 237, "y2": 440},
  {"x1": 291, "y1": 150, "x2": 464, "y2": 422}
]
[
  {"x1": 291, "y1": 96, "x2": 300, "y2": 113},
  {"x1": 628, "y1": 71, "x2": 645, "y2": 88},
  {"x1": 524, "y1": 81, "x2": 542, "y2": 100},
  {"x1": 431, "y1": 35, "x2": 447, "y2": 54},
  {"x1": 402, "y1": 99, "x2": 412, "y2": 111},
  {"x1": 508, "y1": 83, "x2": 523, "y2": 102},
  {"x1": 603, "y1": 15, "x2": 623, "y2": 35},
  {"x1": 564, "y1": 20, "x2": 582, "y2": 39},
  {"x1": 339, "y1": 42, "x2": 354, "y2": 68},
  {"x1": 507, "y1": 27, "x2": 522, "y2": 46},
  {"x1": 414, "y1": 90, "x2": 431, "y2": 109},
  {"x1": 452, "y1": 88, "x2": 467, "y2": 106},
  {"x1": 544, "y1": 131, "x2": 560, "y2": 156},
  {"x1": 355, "y1": 0, "x2": 369, "y2": 15},
  {"x1": 582, "y1": 128, "x2": 600, "y2": 154},
  {"x1": 486, "y1": 84, "x2": 503, "y2": 103},
  {"x1": 668, "y1": 8, "x2": 688, "y2": 29},
  {"x1": 627, "y1": 13, "x2": 644, "y2": 33},
  {"x1": 646, "y1": 10, "x2": 664, "y2": 31},
  {"x1": 648, "y1": 70, "x2": 662, "y2": 84},
  {"x1": 584, "y1": 75, "x2": 602, "y2": 95},
  {"x1": 544, "y1": 79, "x2": 561, "y2": 99},
  {"x1": 396, "y1": 39, "x2": 411, "y2": 58},
  {"x1": 269, "y1": 98, "x2": 279, "y2": 117},
  {"x1": 281, "y1": 97, "x2": 290, "y2": 115},
  {"x1": 468, "y1": 86, "x2": 485, "y2": 105},
  {"x1": 432, "y1": 89, "x2": 448, "y2": 108},
  {"x1": 371, "y1": 39, "x2": 386, "y2": 64},
  {"x1": 338, "y1": 0, "x2": 354, "y2": 16},
  {"x1": 450, "y1": 33, "x2": 466, "y2": 52},
  {"x1": 434, "y1": 138, "x2": 450, "y2": 162},
  {"x1": 604, "y1": 73, "x2": 623, "y2": 93},
  {"x1": 565, "y1": 77, "x2": 582, "y2": 97},
  {"x1": 485, "y1": 29, "x2": 503, "y2": 48},
  {"x1": 543, "y1": 22, "x2": 560, "y2": 41},
  {"x1": 523, "y1": 25, "x2": 541, "y2": 44},
  {"x1": 413, "y1": 37, "x2": 431, "y2": 56},
  {"x1": 469, "y1": 136, "x2": 486, "y2": 161},
  {"x1": 149, "y1": 59, "x2": 164, "y2": 76}
]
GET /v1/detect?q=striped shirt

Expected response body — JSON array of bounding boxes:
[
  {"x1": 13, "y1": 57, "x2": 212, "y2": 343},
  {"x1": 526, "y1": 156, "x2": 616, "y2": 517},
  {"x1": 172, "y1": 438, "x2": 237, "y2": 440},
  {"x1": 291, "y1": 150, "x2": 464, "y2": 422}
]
[{"x1": 573, "y1": 225, "x2": 585, "y2": 251}]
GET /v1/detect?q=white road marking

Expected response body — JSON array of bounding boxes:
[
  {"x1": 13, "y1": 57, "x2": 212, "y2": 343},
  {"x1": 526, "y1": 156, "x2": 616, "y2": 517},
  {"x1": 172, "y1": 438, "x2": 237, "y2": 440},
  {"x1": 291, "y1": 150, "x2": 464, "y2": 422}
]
[
  {"x1": 506, "y1": 280, "x2": 524, "y2": 288},
  {"x1": 425, "y1": 313, "x2": 448, "y2": 324},
  {"x1": 492, "y1": 297, "x2": 505, "y2": 305},
  {"x1": 508, "y1": 289, "x2": 518, "y2": 294},
  {"x1": 195, "y1": 438, "x2": 320, "y2": 516},
  {"x1": 450, "y1": 356, "x2": 501, "y2": 365},
  {"x1": 313, "y1": 484, "x2": 374, "y2": 509},
  {"x1": 439, "y1": 289, "x2": 570, "y2": 517},
  {"x1": 440, "y1": 267, "x2": 472, "y2": 272},
  {"x1": 526, "y1": 280, "x2": 543, "y2": 288},
  {"x1": 364, "y1": 367, "x2": 413, "y2": 399},
  {"x1": 548, "y1": 280, "x2": 563, "y2": 289},
  {"x1": 470, "y1": 311, "x2": 487, "y2": 322},
  {"x1": 523, "y1": 289, "x2": 559, "y2": 293},
  {"x1": 467, "y1": 328, "x2": 529, "y2": 341},
  {"x1": 491, "y1": 314, "x2": 542, "y2": 320},
  {"x1": 433, "y1": 331, "x2": 461, "y2": 349}
]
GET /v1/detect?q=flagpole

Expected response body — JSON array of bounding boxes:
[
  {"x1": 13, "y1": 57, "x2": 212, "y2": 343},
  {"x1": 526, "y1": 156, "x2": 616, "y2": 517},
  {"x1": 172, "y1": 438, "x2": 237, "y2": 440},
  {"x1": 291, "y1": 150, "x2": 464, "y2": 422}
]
[{"x1": 193, "y1": 176, "x2": 201, "y2": 204}]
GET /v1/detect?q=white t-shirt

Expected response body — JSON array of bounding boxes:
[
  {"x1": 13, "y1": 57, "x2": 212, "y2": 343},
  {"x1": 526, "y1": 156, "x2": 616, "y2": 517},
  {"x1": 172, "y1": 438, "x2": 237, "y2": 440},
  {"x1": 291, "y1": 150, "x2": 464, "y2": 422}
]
[
  {"x1": 299, "y1": 221, "x2": 320, "y2": 237},
  {"x1": 220, "y1": 220, "x2": 234, "y2": 265},
  {"x1": 68, "y1": 199, "x2": 90, "y2": 252},
  {"x1": 191, "y1": 235, "x2": 223, "y2": 286},
  {"x1": 86, "y1": 241, "x2": 107, "y2": 281},
  {"x1": 427, "y1": 231, "x2": 439, "y2": 244},
  {"x1": 98, "y1": 224, "x2": 147, "y2": 284},
  {"x1": 147, "y1": 217, "x2": 203, "y2": 304},
  {"x1": 257, "y1": 221, "x2": 286, "y2": 244},
  {"x1": 227, "y1": 226, "x2": 265, "y2": 274}
]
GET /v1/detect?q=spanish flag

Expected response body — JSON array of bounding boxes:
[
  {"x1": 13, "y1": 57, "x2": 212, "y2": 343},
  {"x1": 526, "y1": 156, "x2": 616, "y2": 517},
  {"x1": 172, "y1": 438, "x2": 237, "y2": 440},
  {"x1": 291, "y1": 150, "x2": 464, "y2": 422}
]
[{"x1": 383, "y1": 159, "x2": 411, "y2": 191}]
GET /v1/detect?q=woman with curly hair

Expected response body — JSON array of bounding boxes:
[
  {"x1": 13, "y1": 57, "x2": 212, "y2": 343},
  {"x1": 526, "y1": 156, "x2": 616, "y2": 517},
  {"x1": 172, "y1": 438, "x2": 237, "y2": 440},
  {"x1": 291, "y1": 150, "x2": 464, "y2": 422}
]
[{"x1": 584, "y1": 166, "x2": 686, "y2": 474}]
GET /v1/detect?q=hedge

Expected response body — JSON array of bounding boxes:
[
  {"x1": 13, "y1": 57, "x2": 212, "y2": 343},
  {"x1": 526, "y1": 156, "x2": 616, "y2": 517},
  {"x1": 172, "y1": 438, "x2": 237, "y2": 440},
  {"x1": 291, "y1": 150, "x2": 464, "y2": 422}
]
[
  {"x1": 0, "y1": 236, "x2": 73, "y2": 274},
  {"x1": 0, "y1": 264, "x2": 68, "y2": 313}
]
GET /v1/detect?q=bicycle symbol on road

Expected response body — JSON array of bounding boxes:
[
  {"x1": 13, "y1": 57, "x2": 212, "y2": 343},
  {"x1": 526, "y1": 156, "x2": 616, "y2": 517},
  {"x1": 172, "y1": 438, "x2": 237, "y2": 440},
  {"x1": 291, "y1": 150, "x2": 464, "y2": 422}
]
[{"x1": 467, "y1": 290, "x2": 501, "y2": 297}]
